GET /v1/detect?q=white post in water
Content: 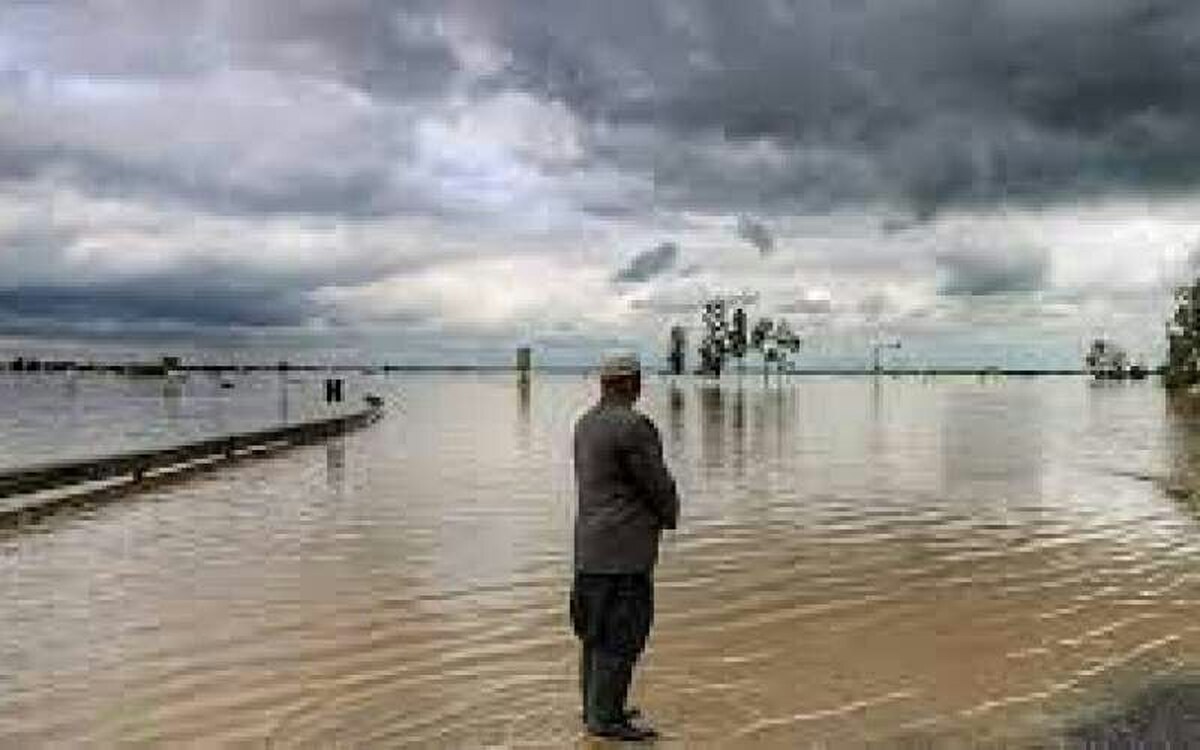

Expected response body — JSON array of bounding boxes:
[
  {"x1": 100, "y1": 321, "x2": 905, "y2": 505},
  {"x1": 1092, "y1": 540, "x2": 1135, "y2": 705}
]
[
  {"x1": 668, "y1": 327, "x2": 687, "y2": 377},
  {"x1": 516, "y1": 346, "x2": 532, "y2": 374}
]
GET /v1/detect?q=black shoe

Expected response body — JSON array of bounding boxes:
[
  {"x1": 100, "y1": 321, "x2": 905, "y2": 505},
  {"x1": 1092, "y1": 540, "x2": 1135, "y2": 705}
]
[
  {"x1": 582, "y1": 706, "x2": 642, "y2": 723},
  {"x1": 586, "y1": 719, "x2": 659, "y2": 742}
]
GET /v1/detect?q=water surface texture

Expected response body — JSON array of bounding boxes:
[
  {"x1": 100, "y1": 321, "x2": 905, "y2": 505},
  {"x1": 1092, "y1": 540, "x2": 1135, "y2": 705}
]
[
  {"x1": 0, "y1": 372, "x2": 353, "y2": 470},
  {"x1": 2, "y1": 375, "x2": 1199, "y2": 746}
]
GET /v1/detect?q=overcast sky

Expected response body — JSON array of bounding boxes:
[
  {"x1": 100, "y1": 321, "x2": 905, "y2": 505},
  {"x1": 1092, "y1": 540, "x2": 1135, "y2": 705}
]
[{"x1": 3, "y1": 0, "x2": 1200, "y2": 366}]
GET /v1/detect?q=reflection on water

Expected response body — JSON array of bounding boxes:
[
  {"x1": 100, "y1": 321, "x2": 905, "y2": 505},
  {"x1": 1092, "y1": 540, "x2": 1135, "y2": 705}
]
[
  {"x1": 517, "y1": 374, "x2": 532, "y2": 454},
  {"x1": 731, "y1": 387, "x2": 746, "y2": 477},
  {"x1": 517, "y1": 374, "x2": 531, "y2": 413},
  {"x1": 1164, "y1": 391, "x2": 1200, "y2": 506},
  {"x1": 2, "y1": 375, "x2": 1200, "y2": 745},
  {"x1": 940, "y1": 385, "x2": 1045, "y2": 504},
  {"x1": 162, "y1": 379, "x2": 183, "y2": 422},
  {"x1": 700, "y1": 385, "x2": 724, "y2": 471},
  {"x1": 667, "y1": 383, "x2": 684, "y2": 449},
  {"x1": 326, "y1": 438, "x2": 346, "y2": 496},
  {"x1": 279, "y1": 372, "x2": 290, "y2": 425}
]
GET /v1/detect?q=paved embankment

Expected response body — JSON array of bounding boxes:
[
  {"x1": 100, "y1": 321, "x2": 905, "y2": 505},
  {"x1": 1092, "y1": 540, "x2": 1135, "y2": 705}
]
[{"x1": 0, "y1": 402, "x2": 383, "y2": 525}]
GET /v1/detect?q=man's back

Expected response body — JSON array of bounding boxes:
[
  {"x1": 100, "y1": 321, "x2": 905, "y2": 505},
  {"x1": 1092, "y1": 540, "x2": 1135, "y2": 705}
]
[
  {"x1": 570, "y1": 355, "x2": 677, "y2": 740},
  {"x1": 574, "y1": 401, "x2": 679, "y2": 573}
]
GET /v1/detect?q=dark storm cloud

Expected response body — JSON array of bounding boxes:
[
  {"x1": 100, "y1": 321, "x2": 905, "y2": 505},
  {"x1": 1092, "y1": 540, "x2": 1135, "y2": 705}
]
[
  {"x1": 0, "y1": 251, "x2": 384, "y2": 331},
  {"x1": 937, "y1": 246, "x2": 1050, "y2": 297},
  {"x1": 612, "y1": 242, "x2": 679, "y2": 283},
  {"x1": 4, "y1": 0, "x2": 1200, "y2": 340},
  {"x1": 0, "y1": 280, "x2": 308, "y2": 328},
  {"x1": 0, "y1": 207, "x2": 435, "y2": 333},
  {"x1": 472, "y1": 0, "x2": 1200, "y2": 216},
  {"x1": 0, "y1": 255, "x2": 437, "y2": 334},
  {"x1": 737, "y1": 215, "x2": 775, "y2": 256},
  {"x1": 0, "y1": 1, "x2": 464, "y2": 220},
  {"x1": 10, "y1": 0, "x2": 1200, "y2": 221},
  {"x1": 0, "y1": 141, "x2": 398, "y2": 219},
  {"x1": 236, "y1": 1, "x2": 459, "y2": 98}
]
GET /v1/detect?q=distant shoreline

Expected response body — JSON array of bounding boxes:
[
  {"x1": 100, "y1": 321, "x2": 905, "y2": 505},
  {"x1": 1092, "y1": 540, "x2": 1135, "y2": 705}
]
[{"x1": 0, "y1": 359, "x2": 1117, "y2": 377}]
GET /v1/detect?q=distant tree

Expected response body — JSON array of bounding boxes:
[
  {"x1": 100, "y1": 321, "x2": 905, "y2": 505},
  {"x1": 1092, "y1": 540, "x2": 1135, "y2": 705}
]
[
  {"x1": 696, "y1": 299, "x2": 771, "y2": 378},
  {"x1": 750, "y1": 317, "x2": 801, "y2": 380},
  {"x1": 730, "y1": 307, "x2": 748, "y2": 373},
  {"x1": 698, "y1": 299, "x2": 729, "y2": 377},
  {"x1": 1086, "y1": 338, "x2": 1128, "y2": 380},
  {"x1": 1167, "y1": 279, "x2": 1200, "y2": 389},
  {"x1": 750, "y1": 317, "x2": 772, "y2": 352},
  {"x1": 774, "y1": 320, "x2": 801, "y2": 375}
]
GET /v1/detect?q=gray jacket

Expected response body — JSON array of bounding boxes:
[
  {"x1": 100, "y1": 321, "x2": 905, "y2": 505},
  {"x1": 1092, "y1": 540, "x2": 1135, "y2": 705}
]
[{"x1": 573, "y1": 400, "x2": 680, "y2": 573}]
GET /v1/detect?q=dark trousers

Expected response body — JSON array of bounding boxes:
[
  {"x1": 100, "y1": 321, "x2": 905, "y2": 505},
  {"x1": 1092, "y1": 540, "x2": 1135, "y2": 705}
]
[{"x1": 569, "y1": 571, "x2": 654, "y2": 725}]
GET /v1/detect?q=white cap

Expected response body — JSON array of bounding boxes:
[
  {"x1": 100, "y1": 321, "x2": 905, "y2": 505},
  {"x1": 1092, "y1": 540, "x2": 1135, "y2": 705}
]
[{"x1": 599, "y1": 351, "x2": 641, "y2": 377}]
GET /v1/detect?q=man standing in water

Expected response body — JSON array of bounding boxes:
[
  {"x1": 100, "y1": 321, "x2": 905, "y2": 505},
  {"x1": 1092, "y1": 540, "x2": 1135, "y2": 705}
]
[{"x1": 572, "y1": 352, "x2": 680, "y2": 741}]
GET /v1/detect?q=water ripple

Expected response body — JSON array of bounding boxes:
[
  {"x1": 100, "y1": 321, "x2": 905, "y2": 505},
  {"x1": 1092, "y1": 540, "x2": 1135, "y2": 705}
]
[{"x1": 3, "y1": 376, "x2": 1200, "y2": 745}]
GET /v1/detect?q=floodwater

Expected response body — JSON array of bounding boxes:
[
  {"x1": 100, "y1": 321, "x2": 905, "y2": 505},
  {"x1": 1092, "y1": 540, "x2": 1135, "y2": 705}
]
[
  {"x1": 2, "y1": 374, "x2": 1200, "y2": 746},
  {"x1": 0, "y1": 372, "x2": 347, "y2": 471}
]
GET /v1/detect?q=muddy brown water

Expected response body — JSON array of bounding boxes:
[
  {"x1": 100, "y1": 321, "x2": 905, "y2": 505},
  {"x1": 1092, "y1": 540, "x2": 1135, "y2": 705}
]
[{"x1": 2, "y1": 375, "x2": 1200, "y2": 746}]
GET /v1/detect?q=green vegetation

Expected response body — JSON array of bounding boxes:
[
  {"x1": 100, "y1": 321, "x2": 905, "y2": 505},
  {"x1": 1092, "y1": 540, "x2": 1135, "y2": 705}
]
[
  {"x1": 1166, "y1": 280, "x2": 1200, "y2": 389},
  {"x1": 695, "y1": 298, "x2": 799, "y2": 378}
]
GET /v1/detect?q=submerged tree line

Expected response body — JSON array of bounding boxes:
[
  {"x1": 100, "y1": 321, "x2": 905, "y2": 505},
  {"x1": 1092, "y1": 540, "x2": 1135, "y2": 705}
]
[
  {"x1": 669, "y1": 298, "x2": 801, "y2": 379},
  {"x1": 671, "y1": 280, "x2": 1200, "y2": 387}
]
